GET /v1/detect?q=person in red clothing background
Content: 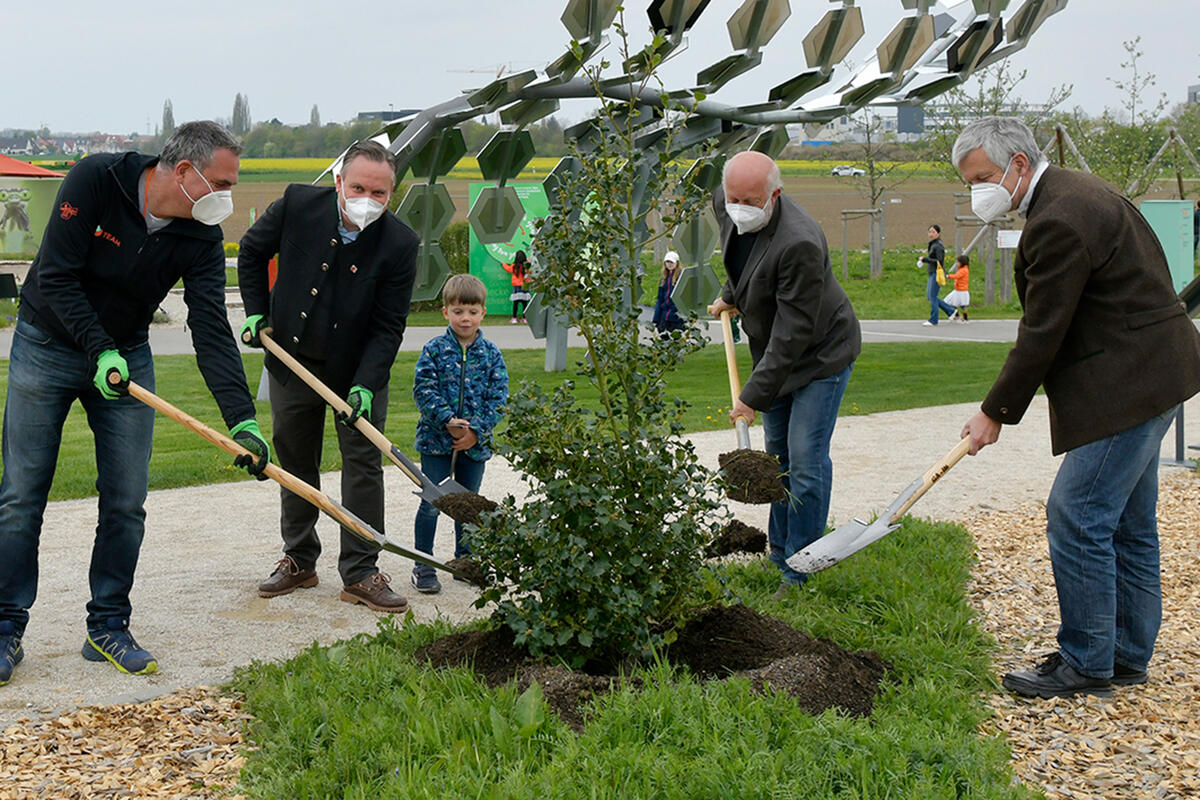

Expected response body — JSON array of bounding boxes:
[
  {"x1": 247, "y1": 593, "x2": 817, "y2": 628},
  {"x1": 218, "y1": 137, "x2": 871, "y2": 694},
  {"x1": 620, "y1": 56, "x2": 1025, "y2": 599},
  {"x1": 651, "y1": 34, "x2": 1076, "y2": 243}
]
[
  {"x1": 503, "y1": 250, "x2": 531, "y2": 323},
  {"x1": 945, "y1": 253, "x2": 970, "y2": 322}
]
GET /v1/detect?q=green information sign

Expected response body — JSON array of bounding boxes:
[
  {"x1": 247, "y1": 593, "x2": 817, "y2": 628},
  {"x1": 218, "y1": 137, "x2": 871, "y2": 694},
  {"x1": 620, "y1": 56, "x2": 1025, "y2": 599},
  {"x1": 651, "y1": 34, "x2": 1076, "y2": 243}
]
[
  {"x1": 468, "y1": 182, "x2": 549, "y2": 315},
  {"x1": 0, "y1": 177, "x2": 62, "y2": 256}
]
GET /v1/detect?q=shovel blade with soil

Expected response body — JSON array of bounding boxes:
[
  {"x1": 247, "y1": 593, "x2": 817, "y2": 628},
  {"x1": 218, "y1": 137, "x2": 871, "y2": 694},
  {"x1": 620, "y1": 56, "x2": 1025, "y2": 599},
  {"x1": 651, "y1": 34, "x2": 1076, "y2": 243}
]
[{"x1": 710, "y1": 307, "x2": 785, "y2": 504}]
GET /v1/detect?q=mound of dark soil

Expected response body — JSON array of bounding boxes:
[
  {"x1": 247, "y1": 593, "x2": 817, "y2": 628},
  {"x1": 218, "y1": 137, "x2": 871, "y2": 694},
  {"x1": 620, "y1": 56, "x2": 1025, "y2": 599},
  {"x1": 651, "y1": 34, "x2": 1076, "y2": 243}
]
[
  {"x1": 444, "y1": 557, "x2": 489, "y2": 588},
  {"x1": 414, "y1": 604, "x2": 886, "y2": 731},
  {"x1": 706, "y1": 520, "x2": 767, "y2": 557},
  {"x1": 432, "y1": 491, "x2": 498, "y2": 525},
  {"x1": 719, "y1": 449, "x2": 786, "y2": 504}
]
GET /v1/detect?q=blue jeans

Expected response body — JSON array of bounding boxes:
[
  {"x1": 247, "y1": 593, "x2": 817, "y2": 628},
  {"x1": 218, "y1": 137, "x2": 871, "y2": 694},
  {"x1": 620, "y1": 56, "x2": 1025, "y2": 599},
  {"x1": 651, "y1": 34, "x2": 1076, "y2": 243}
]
[
  {"x1": 762, "y1": 364, "x2": 852, "y2": 584},
  {"x1": 0, "y1": 319, "x2": 155, "y2": 634},
  {"x1": 1046, "y1": 407, "x2": 1176, "y2": 678},
  {"x1": 926, "y1": 274, "x2": 956, "y2": 323},
  {"x1": 413, "y1": 452, "x2": 487, "y2": 568}
]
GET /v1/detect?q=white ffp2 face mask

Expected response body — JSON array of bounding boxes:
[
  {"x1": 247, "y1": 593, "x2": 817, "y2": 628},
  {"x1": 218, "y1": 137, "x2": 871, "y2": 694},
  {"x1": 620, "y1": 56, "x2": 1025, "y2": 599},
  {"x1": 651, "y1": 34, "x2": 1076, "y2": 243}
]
[
  {"x1": 970, "y1": 157, "x2": 1022, "y2": 223},
  {"x1": 341, "y1": 195, "x2": 386, "y2": 230},
  {"x1": 181, "y1": 165, "x2": 234, "y2": 226},
  {"x1": 725, "y1": 198, "x2": 772, "y2": 235}
]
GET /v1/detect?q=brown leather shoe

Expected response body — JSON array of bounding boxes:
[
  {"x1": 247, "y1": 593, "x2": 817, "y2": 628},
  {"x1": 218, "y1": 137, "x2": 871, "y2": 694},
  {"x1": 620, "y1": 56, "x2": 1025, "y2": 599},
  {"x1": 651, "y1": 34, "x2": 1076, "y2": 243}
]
[
  {"x1": 340, "y1": 572, "x2": 409, "y2": 613},
  {"x1": 258, "y1": 556, "x2": 318, "y2": 598}
]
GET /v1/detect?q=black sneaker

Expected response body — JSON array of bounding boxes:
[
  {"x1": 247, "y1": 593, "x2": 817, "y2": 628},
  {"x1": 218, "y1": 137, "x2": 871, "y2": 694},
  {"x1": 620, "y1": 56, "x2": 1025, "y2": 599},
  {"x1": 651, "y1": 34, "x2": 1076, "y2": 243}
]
[
  {"x1": 1112, "y1": 662, "x2": 1149, "y2": 686},
  {"x1": 411, "y1": 566, "x2": 442, "y2": 595},
  {"x1": 1002, "y1": 651, "x2": 1112, "y2": 699},
  {"x1": 0, "y1": 620, "x2": 23, "y2": 686}
]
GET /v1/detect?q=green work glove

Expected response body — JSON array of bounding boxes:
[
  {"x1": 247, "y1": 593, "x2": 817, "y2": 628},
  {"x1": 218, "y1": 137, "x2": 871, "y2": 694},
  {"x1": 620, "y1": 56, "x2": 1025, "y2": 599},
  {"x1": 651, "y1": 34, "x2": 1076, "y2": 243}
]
[
  {"x1": 94, "y1": 349, "x2": 129, "y2": 400},
  {"x1": 339, "y1": 385, "x2": 373, "y2": 426},
  {"x1": 240, "y1": 314, "x2": 268, "y2": 348},
  {"x1": 230, "y1": 419, "x2": 271, "y2": 480}
]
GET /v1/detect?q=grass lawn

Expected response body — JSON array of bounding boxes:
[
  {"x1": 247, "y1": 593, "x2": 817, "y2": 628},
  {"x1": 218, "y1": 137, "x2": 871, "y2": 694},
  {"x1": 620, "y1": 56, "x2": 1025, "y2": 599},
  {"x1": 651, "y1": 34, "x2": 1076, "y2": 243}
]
[
  {"x1": 0, "y1": 340, "x2": 1013, "y2": 502},
  {"x1": 231, "y1": 516, "x2": 1031, "y2": 799}
]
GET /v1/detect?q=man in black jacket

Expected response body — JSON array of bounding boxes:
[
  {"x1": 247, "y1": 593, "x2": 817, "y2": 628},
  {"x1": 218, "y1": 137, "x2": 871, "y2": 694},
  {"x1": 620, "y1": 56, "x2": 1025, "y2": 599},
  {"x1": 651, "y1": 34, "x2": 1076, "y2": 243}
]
[
  {"x1": 710, "y1": 151, "x2": 861, "y2": 596},
  {"x1": 0, "y1": 121, "x2": 271, "y2": 685},
  {"x1": 238, "y1": 140, "x2": 418, "y2": 613}
]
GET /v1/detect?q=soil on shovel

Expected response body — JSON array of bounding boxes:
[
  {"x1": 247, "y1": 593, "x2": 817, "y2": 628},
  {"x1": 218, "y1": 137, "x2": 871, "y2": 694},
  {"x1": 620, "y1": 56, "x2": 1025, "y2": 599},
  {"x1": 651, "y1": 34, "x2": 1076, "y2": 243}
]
[
  {"x1": 719, "y1": 449, "x2": 786, "y2": 504},
  {"x1": 445, "y1": 556, "x2": 489, "y2": 588},
  {"x1": 705, "y1": 519, "x2": 767, "y2": 557},
  {"x1": 432, "y1": 491, "x2": 498, "y2": 526},
  {"x1": 415, "y1": 603, "x2": 886, "y2": 731}
]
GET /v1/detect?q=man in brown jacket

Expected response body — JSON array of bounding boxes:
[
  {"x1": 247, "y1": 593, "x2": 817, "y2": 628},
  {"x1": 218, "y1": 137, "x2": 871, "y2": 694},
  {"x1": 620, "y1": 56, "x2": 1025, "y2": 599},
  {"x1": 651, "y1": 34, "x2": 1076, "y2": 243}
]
[{"x1": 954, "y1": 116, "x2": 1200, "y2": 699}]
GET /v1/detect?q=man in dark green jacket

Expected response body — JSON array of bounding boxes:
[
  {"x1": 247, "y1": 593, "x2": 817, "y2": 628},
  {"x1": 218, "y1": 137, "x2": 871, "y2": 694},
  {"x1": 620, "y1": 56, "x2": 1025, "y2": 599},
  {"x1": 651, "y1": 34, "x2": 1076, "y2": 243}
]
[
  {"x1": 238, "y1": 140, "x2": 418, "y2": 613},
  {"x1": 0, "y1": 121, "x2": 270, "y2": 686},
  {"x1": 955, "y1": 116, "x2": 1200, "y2": 700}
]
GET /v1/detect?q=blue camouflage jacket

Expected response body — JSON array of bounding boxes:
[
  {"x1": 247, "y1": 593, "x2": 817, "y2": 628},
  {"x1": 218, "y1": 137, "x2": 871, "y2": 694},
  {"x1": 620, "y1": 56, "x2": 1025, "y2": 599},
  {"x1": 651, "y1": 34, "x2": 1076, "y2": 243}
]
[{"x1": 413, "y1": 327, "x2": 508, "y2": 460}]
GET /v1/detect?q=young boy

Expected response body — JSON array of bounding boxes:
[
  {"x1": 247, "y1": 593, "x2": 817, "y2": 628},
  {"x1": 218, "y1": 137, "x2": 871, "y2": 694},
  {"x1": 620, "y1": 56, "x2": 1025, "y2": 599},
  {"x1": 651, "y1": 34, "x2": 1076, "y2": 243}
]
[
  {"x1": 945, "y1": 254, "x2": 971, "y2": 323},
  {"x1": 411, "y1": 274, "x2": 509, "y2": 594}
]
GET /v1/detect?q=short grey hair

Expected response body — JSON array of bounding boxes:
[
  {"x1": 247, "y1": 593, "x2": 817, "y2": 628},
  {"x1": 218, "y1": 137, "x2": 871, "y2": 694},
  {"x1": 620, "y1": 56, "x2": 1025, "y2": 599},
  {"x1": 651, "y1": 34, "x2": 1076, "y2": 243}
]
[
  {"x1": 951, "y1": 116, "x2": 1044, "y2": 172},
  {"x1": 721, "y1": 150, "x2": 783, "y2": 195},
  {"x1": 160, "y1": 121, "x2": 241, "y2": 170}
]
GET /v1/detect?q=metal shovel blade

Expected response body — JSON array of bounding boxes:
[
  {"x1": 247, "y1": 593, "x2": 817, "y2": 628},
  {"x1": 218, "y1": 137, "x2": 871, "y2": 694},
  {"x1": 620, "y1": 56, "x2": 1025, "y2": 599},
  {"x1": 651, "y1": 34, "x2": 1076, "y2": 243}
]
[
  {"x1": 388, "y1": 445, "x2": 471, "y2": 501},
  {"x1": 786, "y1": 516, "x2": 903, "y2": 573}
]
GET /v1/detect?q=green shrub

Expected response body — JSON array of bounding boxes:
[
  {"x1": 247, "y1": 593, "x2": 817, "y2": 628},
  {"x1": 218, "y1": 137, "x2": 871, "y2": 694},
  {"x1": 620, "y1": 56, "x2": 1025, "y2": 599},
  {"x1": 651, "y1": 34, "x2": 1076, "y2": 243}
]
[{"x1": 472, "y1": 35, "x2": 723, "y2": 667}]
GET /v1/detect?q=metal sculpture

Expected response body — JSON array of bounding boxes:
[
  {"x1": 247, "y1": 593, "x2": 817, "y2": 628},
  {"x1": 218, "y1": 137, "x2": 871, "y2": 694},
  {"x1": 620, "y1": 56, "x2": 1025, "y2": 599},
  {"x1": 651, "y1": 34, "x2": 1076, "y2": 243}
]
[{"x1": 325, "y1": 0, "x2": 1068, "y2": 321}]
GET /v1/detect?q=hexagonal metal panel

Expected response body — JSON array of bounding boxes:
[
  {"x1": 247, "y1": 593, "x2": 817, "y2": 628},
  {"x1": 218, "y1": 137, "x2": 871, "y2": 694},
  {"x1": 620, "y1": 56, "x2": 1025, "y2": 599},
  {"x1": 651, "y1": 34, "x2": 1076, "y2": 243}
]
[
  {"x1": 407, "y1": 128, "x2": 466, "y2": 181},
  {"x1": 727, "y1": 0, "x2": 791, "y2": 52},
  {"x1": 561, "y1": 0, "x2": 620, "y2": 41},
  {"x1": 671, "y1": 264, "x2": 722, "y2": 316},
  {"x1": 749, "y1": 125, "x2": 790, "y2": 159},
  {"x1": 673, "y1": 207, "x2": 720, "y2": 265},
  {"x1": 395, "y1": 184, "x2": 456, "y2": 242},
  {"x1": 467, "y1": 186, "x2": 525, "y2": 244},
  {"x1": 802, "y1": 6, "x2": 863, "y2": 69},
  {"x1": 477, "y1": 130, "x2": 536, "y2": 182},
  {"x1": 649, "y1": 0, "x2": 712, "y2": 34},
  {"x1": 409, "y1": 242, "x2": 451, "y2": 303}
]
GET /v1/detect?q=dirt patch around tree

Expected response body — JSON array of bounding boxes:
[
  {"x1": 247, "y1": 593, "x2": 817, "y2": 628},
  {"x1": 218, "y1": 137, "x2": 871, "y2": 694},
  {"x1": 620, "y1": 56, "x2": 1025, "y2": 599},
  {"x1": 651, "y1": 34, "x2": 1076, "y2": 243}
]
[{"x1": 415, "y1": 603, "x2": 887, "y2": 731}]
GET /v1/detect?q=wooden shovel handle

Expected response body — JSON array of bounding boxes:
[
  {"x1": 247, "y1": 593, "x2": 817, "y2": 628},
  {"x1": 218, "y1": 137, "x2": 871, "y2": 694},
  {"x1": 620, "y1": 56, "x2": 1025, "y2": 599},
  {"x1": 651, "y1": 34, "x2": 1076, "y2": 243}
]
[
  {"x1": 259, "y1": 330, "x2": 422, "y2": 489},
  {"x1": 889, "y1": 436, "x2": 971, "y2": 522},
  {"x1": 125, "y1": 381, "x2": 383, "y2": 548},
  {"x1": 705, "y1": 305, "x2": 747, "y2": 421}
]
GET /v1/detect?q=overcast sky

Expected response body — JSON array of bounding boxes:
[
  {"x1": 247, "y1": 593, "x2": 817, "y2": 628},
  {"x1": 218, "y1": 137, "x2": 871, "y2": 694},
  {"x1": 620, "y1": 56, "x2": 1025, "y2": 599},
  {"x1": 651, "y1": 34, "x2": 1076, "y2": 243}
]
[{"x1": 8, "y1": 1, "x2": 1199, "y2": 136}]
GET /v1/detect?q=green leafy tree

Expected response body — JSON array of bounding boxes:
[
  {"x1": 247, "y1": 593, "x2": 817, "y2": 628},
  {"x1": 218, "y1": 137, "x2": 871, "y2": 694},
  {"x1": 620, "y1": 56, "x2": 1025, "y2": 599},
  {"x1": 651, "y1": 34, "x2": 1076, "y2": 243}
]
[
  {"x1": 472, "y1": 21, "x2": 724, "y2": 667},
  {"x1": 309, "y1": 105, "x2": 321, "y2": 128}
]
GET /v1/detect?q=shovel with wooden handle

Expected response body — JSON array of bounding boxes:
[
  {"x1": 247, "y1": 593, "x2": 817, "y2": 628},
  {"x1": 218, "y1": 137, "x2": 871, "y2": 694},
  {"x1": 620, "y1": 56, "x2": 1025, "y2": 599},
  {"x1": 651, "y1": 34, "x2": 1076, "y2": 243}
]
[
  {"x1": 122, "y1": 379, "x2": 467, "y2": 581},
  {"x1": 712, "y1": 306, "x2": 752, "y2": 449},
  {"x1": 786, "y1": 436, "x2": 971, "y2": 574},
  {"x1": 257, "y1": 329, "x2": 471, "y2": 505}
]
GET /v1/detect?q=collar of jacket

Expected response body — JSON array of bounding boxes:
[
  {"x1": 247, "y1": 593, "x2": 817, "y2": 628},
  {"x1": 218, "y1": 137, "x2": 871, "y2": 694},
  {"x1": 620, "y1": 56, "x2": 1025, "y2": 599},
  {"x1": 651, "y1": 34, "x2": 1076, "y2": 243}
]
[
  {"x1": 107, "y1": 151, "x2": 223, "y2": 242},
  {"x1": 441, "y1": 326, "x2": 481, "y2": 351}
]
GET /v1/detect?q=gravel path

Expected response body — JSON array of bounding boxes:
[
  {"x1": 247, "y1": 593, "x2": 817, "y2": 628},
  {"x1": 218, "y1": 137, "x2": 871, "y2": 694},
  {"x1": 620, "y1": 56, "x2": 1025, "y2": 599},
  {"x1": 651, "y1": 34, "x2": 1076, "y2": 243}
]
[{"x1": 2, "y1": 392, "x2": 1196, "y2": 728}]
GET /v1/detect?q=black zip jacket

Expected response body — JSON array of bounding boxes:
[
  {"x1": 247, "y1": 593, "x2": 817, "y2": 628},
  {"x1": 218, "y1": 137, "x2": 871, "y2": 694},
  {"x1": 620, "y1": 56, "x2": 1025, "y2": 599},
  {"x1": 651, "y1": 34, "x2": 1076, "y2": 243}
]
[
  {"x1": 19, "y1": 152, "x2": 255, "y2": 428},
  {"x1": 921, "y1": 237, "x2": 945, "y2": 275}
]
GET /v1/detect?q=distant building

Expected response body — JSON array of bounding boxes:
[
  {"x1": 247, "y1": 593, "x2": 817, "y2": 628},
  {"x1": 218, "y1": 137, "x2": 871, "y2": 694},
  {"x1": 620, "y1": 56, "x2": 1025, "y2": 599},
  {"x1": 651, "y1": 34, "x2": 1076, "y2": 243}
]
[
  {"x1": 1189, "y1": 84, "x2": 1200, "y2": 105},
  {"x1": 0, "y1": 136, "x2": 36, "y2": 155}
]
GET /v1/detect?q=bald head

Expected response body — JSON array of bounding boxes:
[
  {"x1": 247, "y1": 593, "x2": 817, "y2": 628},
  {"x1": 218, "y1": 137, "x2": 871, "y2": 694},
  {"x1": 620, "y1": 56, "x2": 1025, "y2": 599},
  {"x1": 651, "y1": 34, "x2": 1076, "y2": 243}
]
[{"x1": 723, "y1": 151, "x2": 782, "y2": 209}]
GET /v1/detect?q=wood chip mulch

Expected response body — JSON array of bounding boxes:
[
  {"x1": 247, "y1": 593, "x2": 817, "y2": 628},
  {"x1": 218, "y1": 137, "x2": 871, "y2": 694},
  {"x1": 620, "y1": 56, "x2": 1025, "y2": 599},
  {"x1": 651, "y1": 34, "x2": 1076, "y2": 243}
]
[
  {"x1": 966, "y1": 469, "x2": 1200, "y2": 800},
  {"x1": 3, "y1": 470, "x2": 1195, "y2": 798},
  {"x1": 0, "y1": 686, "x2": 249, "y2": 799}
]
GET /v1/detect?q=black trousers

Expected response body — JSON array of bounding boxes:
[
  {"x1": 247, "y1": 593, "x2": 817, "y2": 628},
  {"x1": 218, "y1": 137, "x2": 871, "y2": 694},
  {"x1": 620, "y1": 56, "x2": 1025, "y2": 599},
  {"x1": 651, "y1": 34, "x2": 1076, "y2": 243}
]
[{"x1": 268, "y1": 365, "x2": 388, "y2": 585}]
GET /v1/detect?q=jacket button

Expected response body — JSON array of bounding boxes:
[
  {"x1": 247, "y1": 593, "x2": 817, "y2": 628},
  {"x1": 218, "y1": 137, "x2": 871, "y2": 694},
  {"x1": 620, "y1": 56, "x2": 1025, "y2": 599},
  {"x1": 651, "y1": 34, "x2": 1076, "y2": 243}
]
[
  {"x1": 1000, "y1": 407, "x2": 1009, "y2": 415},
  {"x1": 300, "y1": 311, "x2": 307, "y2": 319},
  {"x1": 310, "y1": 288, "x2": 318, "y2": 296},
  {"x1": 321, "y1": 263, "x2": 329, "y2": 271},
  {"x1": 292, "y1": 336, "x2": 300, "y2": 344},
  {"x1": 330, "y1": 238, "x2": 338, "y2": 246}
]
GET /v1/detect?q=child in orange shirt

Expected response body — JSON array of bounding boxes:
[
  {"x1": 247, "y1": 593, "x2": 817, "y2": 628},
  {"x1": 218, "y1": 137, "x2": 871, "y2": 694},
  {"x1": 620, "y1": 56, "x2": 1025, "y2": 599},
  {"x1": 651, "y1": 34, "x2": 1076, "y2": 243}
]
[{"x1": 945, "y1": 254, "x2": 970, "y2": 323}]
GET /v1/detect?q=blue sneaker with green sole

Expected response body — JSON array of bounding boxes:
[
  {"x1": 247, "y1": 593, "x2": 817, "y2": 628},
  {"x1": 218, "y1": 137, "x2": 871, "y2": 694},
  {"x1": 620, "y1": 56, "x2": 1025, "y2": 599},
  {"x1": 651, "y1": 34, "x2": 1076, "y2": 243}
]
[
  {"x1": 82, "y1": 618, "x2": 157, "y2": 675},
  {"x1": 0, "y1": 620, "x2": 23, "y2": 685}
]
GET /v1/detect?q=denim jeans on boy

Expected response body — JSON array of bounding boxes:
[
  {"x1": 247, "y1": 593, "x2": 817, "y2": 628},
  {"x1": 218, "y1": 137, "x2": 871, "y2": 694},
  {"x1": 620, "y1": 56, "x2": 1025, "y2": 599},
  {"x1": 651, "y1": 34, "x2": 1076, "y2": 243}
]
[
  {"x1": 413, "y1": 452, "x2": 487, "y2": 563},
  {"x1": 926, "y1": 274, "x2": 957, "y2": 324},
  {"x1": 0, "y1": 319, "x2": 155, "y2": 635},
  {"x1": 1046, "y1": 406, "x2": 1176, "y2": 679},
  {"x1": 762, "y1": 363, "x2": 852, "y2": 585}
]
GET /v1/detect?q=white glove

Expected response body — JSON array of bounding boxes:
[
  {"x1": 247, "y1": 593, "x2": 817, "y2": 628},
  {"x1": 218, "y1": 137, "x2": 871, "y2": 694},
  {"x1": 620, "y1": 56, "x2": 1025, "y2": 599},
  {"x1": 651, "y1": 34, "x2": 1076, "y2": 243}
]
[{"x1": 916, "y1": 258, "x2": 923, "y2": 268}]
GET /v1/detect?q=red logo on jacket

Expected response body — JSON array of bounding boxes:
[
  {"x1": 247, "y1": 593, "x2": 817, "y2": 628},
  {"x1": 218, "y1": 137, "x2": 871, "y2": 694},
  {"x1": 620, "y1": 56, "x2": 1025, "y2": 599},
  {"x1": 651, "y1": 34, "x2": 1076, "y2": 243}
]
[{"x1": 59, "y1": 202, "x2": 79, "y2": 220}]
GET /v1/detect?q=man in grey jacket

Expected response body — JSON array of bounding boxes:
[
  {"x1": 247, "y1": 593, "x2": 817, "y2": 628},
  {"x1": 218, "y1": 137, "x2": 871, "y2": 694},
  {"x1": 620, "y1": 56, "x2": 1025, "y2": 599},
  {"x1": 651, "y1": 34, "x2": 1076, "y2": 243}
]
[
  {"x1": 955, "y1": 116, "x2": 1200, "y2": 699},
  {"x1": 711, "y1": 151, "x2": 861, "y2": 595}
]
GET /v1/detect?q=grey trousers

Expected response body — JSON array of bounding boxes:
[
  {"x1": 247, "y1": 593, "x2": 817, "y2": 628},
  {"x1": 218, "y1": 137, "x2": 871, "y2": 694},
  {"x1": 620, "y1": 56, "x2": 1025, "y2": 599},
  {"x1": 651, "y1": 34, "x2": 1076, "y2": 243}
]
[{"x1": 268, "y1": 366, "x2": 387, "y2": 585}]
